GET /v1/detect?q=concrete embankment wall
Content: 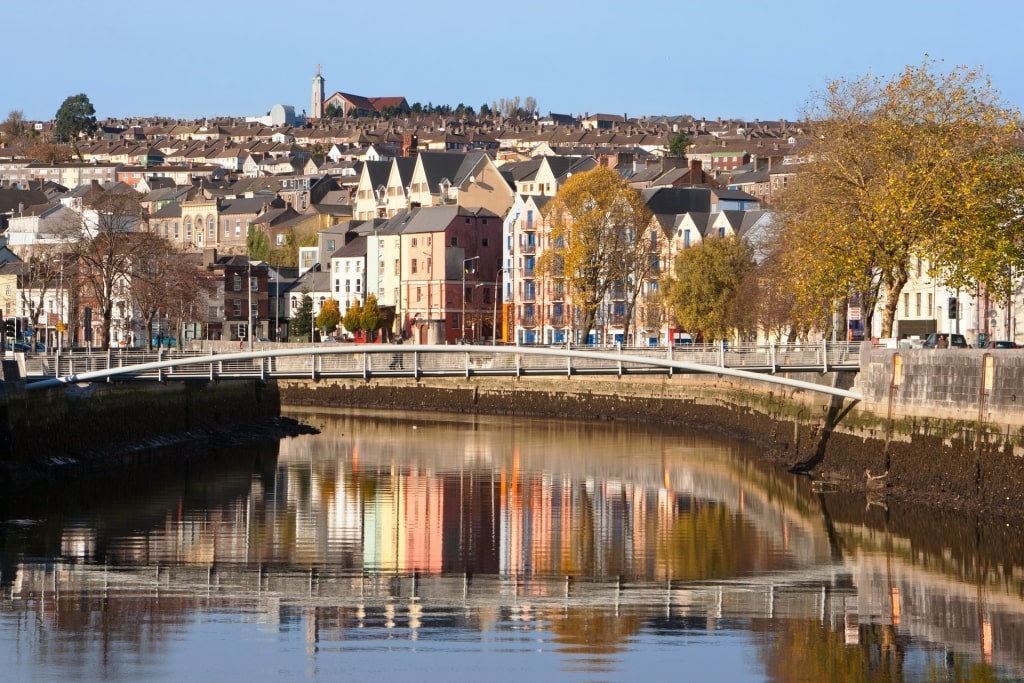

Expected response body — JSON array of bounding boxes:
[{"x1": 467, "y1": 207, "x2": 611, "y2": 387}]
[{"x1": 277, "y1": 345, "x2": 1024, "y2": 519}]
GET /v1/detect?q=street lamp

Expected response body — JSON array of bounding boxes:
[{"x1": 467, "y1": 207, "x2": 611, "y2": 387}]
[
  {"x1": 462, "y1": 256, "x2": 479, "y2": 342},
  {"x1": 247, "y1": 259, "x2": 254, "y2": 351},
  {"x1": 53, "y1": 254, "x2": 65, "y2": 351}
]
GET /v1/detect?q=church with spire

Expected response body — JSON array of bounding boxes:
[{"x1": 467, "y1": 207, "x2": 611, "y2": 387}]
[{"x1": 310, "y1": 66, "x2": 408, "y2": 119}]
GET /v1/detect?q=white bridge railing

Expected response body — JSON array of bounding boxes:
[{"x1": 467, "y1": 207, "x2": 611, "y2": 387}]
[{"x1": 21, "y1": 342, "x2": 863, "y2": 399}]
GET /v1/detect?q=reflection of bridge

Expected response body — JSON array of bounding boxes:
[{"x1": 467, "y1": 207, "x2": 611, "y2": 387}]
[
  {"x1": 24, "y1": 342, "x2": 862, "y2": 399},
  {"x1": 9, "y1": 558, "x2": 1024, "y2": 677}
]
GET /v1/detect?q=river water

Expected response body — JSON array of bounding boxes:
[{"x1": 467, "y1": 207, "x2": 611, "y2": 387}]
[{"x1": 2, "y1": 407, "x2": 1023, "y2": 682}]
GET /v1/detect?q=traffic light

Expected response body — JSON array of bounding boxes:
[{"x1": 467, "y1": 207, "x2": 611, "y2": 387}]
[
  {"x1": 948, "y1": 297, "x2": 958, "y2": 320},
  {"x1": 3, "y1": 318, "x2": 13, "y2": 338}
]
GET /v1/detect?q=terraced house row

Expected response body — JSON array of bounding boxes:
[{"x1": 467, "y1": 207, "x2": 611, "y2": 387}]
[{"x1": 2, "y1": 104, "x2": 790, "y2": 347}]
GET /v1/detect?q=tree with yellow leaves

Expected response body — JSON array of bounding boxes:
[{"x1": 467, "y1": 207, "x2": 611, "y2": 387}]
[
  {"x1": 538, "y1": 167, "x2": 653, "y2": 343},
  {"x1": 776, "y1": 59, "x2": 1023, "y2": 337}
]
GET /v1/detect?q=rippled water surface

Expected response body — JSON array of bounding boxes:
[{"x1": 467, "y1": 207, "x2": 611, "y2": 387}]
[{"x1": 2, "y1": 408, "x2": 1023, "y2": 682}]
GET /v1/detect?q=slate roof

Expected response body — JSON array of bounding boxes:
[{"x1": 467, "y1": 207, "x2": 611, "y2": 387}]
[{"x1": 641, "y1": 187, "x2": 712, "y2": 214}]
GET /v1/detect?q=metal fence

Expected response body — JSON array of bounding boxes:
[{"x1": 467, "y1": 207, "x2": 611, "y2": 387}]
[{"x1": 20, "y1": 341, "x2": 862, "y2": 390}]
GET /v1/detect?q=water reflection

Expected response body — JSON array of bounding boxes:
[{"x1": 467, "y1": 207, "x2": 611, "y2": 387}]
[{"x1": 1, "y1": 408, "x2": 1022, "y2": 682}]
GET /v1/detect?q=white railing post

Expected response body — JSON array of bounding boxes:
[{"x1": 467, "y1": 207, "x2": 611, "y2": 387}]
[
  {"x1": 822, "y1": 340, "x2": 829, "y2": 372},
  {"x1": 769, "y1": 343, "x2": 777, "y2": 374}
]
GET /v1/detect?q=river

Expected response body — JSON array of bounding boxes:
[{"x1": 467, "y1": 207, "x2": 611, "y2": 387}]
[{"x1": 1, "y1": 407, "x2": 1022, "y2": 682}]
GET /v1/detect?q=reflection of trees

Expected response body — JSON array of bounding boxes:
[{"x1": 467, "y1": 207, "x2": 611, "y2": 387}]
[
  {"x1": 653, "y1": 500, "x2": 767, "y2": 581},
  {"x1": 548, "y1": 607, "x2": 641, "y2": 656},
  {"x1": 756, "y1": 618, "x2": 900, "y2": 683}
]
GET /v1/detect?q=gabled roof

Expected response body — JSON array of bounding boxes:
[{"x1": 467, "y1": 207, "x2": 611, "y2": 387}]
[
  {"x1": 330, "y1": 235, "x2": 366, "y2": 259},
  {"x1": 361, "y1": 159, "x2": 392, "y2": 189},
  {"x1": 415, "y1": 151, "x2": 468, "y2": 192},
  {"x1": 0, "y1": 188, "x2": 51, "y2": 213},
  {"x1": 219, "y1": 197, "x2": 269, "y2": 215},
  {"x1": 641, "y1": 187, "x2": 712, "y2": 214}
]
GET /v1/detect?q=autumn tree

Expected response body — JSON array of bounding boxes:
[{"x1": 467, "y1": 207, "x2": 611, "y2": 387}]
[
  {"x1": 246, "y1": 225, "x2": 270, "y2": 262},
  {"x1": 27, "y1": 141, "x2": 72, "y2": 165},
  {"x1": 59, "y1": 184, "x2": 152, "y2": 350},
  {"x1": 360, "y1": 293, "x2": 382, "y2": 341},
  {"x1": 662, "y1": 235, "x2": 757, "y2": 342},
  {"x1": 777, "y1": 59, "x2": 1023, "y2": 337},
  {"x1": 537, "y1": 166, "x2": 653, "y2": 344},
  {"x1": 16, "y1": 247, "x2": 64, "y2": 338},
  {"x1": 0, "y1": 110, "x2": 36, "y2": 154},
  {"x1": 343, "y1": 300, "x2": 362, "y2": 336},
  {"x1": 54, "y1": 93, "x2": 97, "y2": 144},
  {"x1": 130, "y1": 243, "x2": 215, "y2": 350},
  {"x1": 316, "y1": 297, "x2": 341, "y2": 336},
  {"x1": 619, "y1": 217, "x2": 660, "y2": 345}
]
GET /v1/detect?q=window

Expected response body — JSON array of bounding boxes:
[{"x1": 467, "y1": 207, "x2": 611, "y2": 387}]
[
  {"x1": 451, "y1": 236, "x2": 459, "y2": 246},
  {"x1": 233, "y1": 275, "x2": 242, "y2": 292},
  {"x1": 416, "y1": 287, "x2": 422, "y2": 302},
  {"x1": 903, "y1": 293, "x2": 910, "y2": 317},
  {"x1": 335, "y1": 278, "x2": 341, "y2": 293},
  {"x1": 355, "y1": 280, "x2": 361, "y2": 293},
  {"x1": 718, "y1": 226, "x2": 726, "y2": 238},
  {"x1": 412, "y1": 259, "x2": 418, "y2": 274},
  {"x1": 411, "y1": 237, "x2": 418, "y2": 247},
  {"x1": 915, "y1": 292, "x2": 921, "y2": 316},
  {"x1": 233, "y1": 299, "x2": 242, "y2": 317},
  {"x1": 276, "y1": 234, "x2": 285, "y2": 246},
  {"x1": 482, "y1": 238, "x2": 489, "y2": 247},
  {"x1": 327, "y1": 240, "x2": 335, "y2": 251},
  {"x1": 185, "y1": 218, "x2": 192, "y2": 240},
  {"x1": 224, "y1": 220, "x2": 230, "y2": 237},
  {"x1": 452, "y1": 313, "x2": 460, "y2": 329},
  {"x1": 527, "y1": 210, "x2": 533, "y2": 229},
  {"x1": 465, "y1": 286, "x2": 473, "y2": 303},
  {"x1": 683, "y1": 229, "x2": 690, "y2": 248},
  {"x1": 250, "y1": 276, "x2": 257, "y2": 292},
  {"x1": 394, "y1": 259, "x2": 399, "y2": 275},
  {"x1": 235, "y1": 219, "x2": 241, "y2": 236},
  {"x1": 927, "y1": 292, "x2": 933, "y2": 317}
]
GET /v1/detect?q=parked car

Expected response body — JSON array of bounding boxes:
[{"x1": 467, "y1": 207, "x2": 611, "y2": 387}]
[
  {"x1": 986, "y1": 340, "x2": 1020, "y2": 349},
  {"x1": 922, "y1": 333, "x2": 968, "y2": 348}
]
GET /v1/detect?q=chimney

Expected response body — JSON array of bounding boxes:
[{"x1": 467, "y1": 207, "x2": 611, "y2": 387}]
[{"x1": 203, "y1": 247, "x2": 217, "y2": 266}]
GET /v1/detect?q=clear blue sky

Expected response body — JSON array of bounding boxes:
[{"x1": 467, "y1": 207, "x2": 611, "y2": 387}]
[{"x1": 3, "y1": 0, "x2": 1023, "y2": 124}]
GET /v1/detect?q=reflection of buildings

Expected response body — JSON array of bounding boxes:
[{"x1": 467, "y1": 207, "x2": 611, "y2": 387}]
[{"x1": 7, "y1": 413, "x2": 1024, "y2": 680}]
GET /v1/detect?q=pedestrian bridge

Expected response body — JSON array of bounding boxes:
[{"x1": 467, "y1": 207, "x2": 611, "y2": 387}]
[{"x1": 22, "y1": 342, "x2": 863, "y2": 400}]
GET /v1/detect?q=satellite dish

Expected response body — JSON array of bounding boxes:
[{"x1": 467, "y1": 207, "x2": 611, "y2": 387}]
[{"x1": 469, "y1": 175, "x2": 476, "y2": 183}]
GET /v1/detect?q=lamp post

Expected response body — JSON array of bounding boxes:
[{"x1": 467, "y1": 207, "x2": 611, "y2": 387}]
[
  {"x1": 54, "y1": 254, "x2": 65, "y2": 351},
  {"x1": 247, "y1": 259, "x2": 254, "y2": 351},
  {"x1": 462, "y1": 256, "x2": 479, "y2": 342}
]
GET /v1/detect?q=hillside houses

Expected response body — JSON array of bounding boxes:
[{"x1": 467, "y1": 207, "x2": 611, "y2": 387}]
[{"x1": 0, "y1": 108, "x2": 835, "y2": 349}]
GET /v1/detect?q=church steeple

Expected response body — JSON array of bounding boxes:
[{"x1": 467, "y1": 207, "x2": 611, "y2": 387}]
[{"x1": 311, "y1": 64, "x2": 325, "y2": 120}]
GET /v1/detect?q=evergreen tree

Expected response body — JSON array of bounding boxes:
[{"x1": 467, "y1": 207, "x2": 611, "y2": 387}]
[
  {"x1": 290, "y1": 294, "x2": 313, "y2": 341},
  {"x1": 54, "y1": 93, "x2": 97, "y2": 143}
]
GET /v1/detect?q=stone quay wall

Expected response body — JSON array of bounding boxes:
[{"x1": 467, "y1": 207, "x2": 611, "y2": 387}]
[{"x1": 0, "y1": 366, "x2": 279, "y2": 477}]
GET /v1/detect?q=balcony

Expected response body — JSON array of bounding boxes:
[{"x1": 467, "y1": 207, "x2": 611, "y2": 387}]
[
  {"x1": 519, "y1": 242, "x2": 536, "y2": 255},
  {"x1": 519, "y1": 315, "x2": 537, "y2": 327}
]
